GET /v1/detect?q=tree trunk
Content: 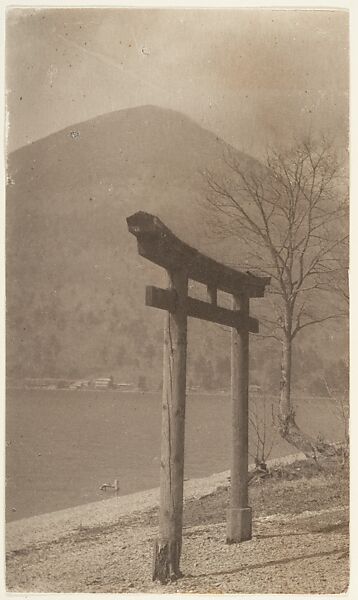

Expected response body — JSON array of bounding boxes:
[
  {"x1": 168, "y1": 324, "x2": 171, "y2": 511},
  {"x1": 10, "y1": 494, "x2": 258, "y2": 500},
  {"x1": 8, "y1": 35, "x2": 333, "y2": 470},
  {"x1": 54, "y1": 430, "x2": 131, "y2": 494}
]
[
  {"x1": 278, "y1": 330, "x2": 335, "y2": 458},
  {"x1": 278, "y1": 332, "x2": 294, "y2": 436}
]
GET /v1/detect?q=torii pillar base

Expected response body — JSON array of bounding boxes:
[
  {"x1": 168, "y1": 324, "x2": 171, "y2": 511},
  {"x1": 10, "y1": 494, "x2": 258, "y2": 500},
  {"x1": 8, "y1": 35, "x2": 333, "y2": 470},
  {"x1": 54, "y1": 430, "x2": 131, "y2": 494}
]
[{"x1": 226, "y1": 507, "x2": 252, "y2": 544}]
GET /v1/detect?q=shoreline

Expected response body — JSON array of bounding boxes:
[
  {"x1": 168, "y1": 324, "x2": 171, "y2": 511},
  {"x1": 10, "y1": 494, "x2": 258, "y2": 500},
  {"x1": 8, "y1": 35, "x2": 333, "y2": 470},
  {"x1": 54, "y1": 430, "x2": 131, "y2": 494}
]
[
  {"x1": 6, "y1": 451, "x2": 305, "y2": 553},
  {"x1": 6, "y1": 452, "x2": 349, "y2": 594},
  {"x1": 7, "y1": 386, "x2": 342, "y2": 400}
]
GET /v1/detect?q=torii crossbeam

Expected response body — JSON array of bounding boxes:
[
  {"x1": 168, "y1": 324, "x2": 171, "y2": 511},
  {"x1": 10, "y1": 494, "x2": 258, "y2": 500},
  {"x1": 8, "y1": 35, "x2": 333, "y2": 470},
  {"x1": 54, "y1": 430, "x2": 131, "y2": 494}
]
[{"x1": 127, "y1": 211, "x2": 270, "y2": 583}]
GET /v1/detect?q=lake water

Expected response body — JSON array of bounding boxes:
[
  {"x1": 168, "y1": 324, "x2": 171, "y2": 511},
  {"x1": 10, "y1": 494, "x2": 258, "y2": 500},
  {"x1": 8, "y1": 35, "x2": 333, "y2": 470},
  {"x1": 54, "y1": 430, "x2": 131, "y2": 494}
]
[{"x1": 6, "y1": 389, "x2": 344, "y2": 521}]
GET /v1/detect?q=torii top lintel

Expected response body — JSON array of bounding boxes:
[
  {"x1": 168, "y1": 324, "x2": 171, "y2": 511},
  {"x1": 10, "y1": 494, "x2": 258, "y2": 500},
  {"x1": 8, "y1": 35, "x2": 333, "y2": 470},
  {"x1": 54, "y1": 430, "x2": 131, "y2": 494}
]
[{"x1": 127, "y1": 211, "x2": 270, "y2": 298}]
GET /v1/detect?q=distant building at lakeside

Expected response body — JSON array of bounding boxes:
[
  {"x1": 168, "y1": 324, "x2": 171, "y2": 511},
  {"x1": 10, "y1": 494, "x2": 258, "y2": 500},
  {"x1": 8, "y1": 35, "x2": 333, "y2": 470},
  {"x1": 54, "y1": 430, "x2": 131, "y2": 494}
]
[
  {"x1": 23, "y1": 378, "x2": 66, "y2": 390},
  {"x1": 94, "y1": 377, "x2": 114, "y2": 390},
  {"x1": 8, "y1": 377, "x2": 136, "y2": 392}
]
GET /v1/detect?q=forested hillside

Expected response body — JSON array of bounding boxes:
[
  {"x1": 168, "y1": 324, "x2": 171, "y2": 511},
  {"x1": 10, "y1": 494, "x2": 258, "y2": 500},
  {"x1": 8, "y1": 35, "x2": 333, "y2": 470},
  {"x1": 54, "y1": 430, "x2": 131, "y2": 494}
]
[{"x1": 6, "y1": 105, "x2": 348, "y2": 394}]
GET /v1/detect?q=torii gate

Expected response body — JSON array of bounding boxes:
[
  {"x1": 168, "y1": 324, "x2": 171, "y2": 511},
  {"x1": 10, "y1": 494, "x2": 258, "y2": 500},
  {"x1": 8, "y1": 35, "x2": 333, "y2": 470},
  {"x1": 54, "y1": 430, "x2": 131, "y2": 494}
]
[{"x1": 127, "y1": 211, "x2": 270, "y2": 583}]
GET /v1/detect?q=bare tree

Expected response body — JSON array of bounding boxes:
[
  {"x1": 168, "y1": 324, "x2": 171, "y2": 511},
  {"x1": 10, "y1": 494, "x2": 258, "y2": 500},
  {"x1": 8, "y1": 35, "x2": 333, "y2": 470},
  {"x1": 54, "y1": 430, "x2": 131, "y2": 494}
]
[
  {"x1": 249, "y1": 393, "x2": 275, "y2": 472},
  {"x1": 204, "y1": 138, "x2": 348, "y2": 456},
  {"x1": 321, "y1": 374, "x2": 349, "y2": 468}
]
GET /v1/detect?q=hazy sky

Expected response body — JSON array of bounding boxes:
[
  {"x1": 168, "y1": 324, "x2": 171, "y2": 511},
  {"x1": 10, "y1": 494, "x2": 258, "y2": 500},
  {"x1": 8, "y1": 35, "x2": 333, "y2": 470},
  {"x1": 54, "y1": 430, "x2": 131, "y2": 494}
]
[{"x1": 6, "y1": 7, "x2": 349, "y2": 157}]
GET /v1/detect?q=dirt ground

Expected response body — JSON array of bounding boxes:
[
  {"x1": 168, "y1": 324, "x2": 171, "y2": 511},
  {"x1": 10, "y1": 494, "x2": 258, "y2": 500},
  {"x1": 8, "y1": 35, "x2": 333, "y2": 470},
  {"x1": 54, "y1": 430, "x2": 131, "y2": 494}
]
[{"x1": 6, "y1": 456, "x2": 349, "y2": 594}]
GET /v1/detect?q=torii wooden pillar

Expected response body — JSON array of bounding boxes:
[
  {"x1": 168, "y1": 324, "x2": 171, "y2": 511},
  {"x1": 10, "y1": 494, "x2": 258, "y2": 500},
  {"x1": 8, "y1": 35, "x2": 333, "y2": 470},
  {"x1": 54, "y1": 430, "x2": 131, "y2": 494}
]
[{"x1": 127, "y1": 211, "x2": 270, "y2": 583}]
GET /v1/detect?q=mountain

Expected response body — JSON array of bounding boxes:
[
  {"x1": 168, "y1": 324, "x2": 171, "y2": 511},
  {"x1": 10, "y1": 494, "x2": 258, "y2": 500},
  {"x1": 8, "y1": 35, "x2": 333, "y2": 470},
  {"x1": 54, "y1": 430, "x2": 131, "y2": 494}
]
[{"x1": 6, "y1": 105, "x2": 347, "y2": 392}]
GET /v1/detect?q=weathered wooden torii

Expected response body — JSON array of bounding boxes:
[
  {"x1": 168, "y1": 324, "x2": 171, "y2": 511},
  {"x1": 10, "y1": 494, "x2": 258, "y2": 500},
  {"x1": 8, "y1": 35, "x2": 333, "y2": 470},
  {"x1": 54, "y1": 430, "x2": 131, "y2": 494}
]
[{"x1": 127, "y1": 211, "x2": 270, "y2": 583}]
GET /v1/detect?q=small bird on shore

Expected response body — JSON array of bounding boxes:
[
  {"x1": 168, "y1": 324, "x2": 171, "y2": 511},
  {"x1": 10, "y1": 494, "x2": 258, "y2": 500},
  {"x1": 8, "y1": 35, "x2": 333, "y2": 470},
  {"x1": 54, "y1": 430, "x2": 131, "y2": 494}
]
[
  {"x1": 100, "y1": 483, "x2": 111, "y2": 491},
  {"x1": 99, "y1": 480, "x2": 119, "y2": 492}
]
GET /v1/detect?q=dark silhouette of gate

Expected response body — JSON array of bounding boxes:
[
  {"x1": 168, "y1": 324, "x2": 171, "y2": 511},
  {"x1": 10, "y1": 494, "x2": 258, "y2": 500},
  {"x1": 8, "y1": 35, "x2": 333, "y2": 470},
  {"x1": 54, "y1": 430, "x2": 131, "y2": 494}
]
[{"x1": 127, "y1": 211, "x2": 270, "y2": 583}]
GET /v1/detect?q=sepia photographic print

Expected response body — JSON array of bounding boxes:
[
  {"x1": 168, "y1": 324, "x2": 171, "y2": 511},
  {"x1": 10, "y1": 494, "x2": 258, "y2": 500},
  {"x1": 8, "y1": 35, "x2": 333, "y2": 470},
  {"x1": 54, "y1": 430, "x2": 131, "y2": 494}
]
[{"x1": 4, "y1": 3, "x2": 350, "y2": 595}]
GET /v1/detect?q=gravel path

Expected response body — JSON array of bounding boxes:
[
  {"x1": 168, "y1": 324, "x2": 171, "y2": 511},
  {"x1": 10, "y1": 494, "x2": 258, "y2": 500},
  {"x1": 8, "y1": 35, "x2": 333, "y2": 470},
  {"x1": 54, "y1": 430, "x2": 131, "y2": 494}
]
[{"x1": 6, "y1": 456, "x2": 349, "y2": 594}]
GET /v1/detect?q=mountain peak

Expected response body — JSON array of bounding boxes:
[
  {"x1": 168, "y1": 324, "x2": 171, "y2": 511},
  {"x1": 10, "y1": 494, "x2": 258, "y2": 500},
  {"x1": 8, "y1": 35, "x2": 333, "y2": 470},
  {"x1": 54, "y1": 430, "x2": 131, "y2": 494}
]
[{"x1": 6, "y1": 106, "x2": 258, "y2": 378}]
